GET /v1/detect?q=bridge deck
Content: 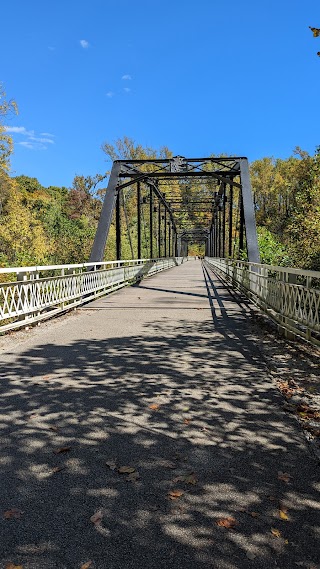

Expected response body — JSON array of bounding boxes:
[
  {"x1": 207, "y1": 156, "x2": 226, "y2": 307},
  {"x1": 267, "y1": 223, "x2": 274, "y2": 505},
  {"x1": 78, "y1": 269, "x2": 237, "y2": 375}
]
[{"x1": 0, "y1": 261, "x2": 318, "y2": 568}]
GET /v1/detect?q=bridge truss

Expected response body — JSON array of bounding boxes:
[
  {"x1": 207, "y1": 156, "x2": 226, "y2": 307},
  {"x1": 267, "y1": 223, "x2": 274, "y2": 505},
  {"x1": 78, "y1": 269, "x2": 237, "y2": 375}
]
[{"x1": 90, "y1": 156, "x2": 260, "y2": 263}]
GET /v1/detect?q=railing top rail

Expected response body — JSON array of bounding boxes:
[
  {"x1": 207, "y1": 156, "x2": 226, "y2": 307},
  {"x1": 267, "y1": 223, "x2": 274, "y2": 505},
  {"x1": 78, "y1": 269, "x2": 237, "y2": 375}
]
[
  {"x1": 221, "y1": 259, "x2": 320, "y2": 279},
  {"x1": 0, "y1": 257, "x2": 178, "y2": 275}
]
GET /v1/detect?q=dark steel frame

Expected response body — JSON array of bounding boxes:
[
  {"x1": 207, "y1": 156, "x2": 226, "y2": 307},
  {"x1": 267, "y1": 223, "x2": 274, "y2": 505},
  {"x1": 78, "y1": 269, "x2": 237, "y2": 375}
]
[{"x1": 89, "y1": 156, "x2": 260, "y2": 263}]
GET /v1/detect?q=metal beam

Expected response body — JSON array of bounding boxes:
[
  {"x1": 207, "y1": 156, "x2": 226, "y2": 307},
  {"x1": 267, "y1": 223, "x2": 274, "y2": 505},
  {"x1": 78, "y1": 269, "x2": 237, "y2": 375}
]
[
  {"x1": 137, "y1": 182, "x2": 141, "y2": 259},
  {"x1": 239, "y1": 159, "x2": 260, "y2": 263},
  {"x1": 89, "y1": 161, "x2": 121, "y2": 262}
]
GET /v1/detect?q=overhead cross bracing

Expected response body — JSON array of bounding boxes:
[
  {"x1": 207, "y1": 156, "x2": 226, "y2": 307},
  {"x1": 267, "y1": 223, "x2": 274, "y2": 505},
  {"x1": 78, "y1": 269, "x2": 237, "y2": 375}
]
[{"x1": 90, "y1": 156, "x2": 260, "y2": 263}]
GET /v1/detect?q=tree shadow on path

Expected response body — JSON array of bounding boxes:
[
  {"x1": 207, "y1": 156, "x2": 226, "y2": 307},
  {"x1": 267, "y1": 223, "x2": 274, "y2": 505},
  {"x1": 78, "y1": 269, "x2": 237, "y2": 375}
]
[{"x1": 0, "y1": 265, "x2": 319, "y2": 569}]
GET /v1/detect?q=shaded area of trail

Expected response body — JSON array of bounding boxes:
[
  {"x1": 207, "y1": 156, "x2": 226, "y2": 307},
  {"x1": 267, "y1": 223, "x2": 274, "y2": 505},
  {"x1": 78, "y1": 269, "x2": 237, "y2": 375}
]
[{"x1": 0, "y1": 260, "x2": 319, "y2": 569}]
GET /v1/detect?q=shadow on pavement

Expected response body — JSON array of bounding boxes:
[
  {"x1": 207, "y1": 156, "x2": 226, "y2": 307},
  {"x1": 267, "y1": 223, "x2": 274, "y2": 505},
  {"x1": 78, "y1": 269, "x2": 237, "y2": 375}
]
[{"x1": 0, "y1": 265, "x2": 319, "y2": 569}]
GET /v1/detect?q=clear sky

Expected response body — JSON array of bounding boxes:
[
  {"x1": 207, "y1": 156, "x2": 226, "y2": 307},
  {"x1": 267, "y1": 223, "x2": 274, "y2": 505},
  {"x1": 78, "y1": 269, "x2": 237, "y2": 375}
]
[{"x1": 1, "y1": 0, "x2": 320, "y2": 188}]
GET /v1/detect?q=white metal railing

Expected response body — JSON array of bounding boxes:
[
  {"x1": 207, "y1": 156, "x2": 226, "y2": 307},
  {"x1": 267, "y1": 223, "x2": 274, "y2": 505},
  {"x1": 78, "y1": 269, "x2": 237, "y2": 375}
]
[
  {"x1": 0, "y1": 257, "x2": 186, "y2": 332},
  {"x1": 205, "y1": 257, "x2": 320, "y2": 347}
]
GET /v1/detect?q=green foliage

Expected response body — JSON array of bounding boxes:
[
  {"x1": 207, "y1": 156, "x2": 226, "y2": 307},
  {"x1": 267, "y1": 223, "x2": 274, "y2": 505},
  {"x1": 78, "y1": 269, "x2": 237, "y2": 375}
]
[
  {"x1": 251, "y1": 148, "x2": 320, "y2": 270},
  {"x1": 0, "y1": 83, "x2": 18, "y2": 173},
  {"x1": 257, "y1": 227, "x2": 292, "y2": 266},
  {"x1": 0, "y1": 130, "x2": 319, "y2": 271}
]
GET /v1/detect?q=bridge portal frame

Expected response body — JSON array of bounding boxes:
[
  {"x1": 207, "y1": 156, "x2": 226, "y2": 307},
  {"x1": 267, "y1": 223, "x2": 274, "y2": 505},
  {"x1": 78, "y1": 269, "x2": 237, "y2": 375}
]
[{"x1": 90, "y1": 156, "x2": 260, "y2": 264}]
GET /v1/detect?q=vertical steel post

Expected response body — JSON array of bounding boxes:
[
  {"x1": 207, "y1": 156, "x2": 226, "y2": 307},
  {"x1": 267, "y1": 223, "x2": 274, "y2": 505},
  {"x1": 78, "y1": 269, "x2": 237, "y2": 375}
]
[
  {"x1": 218, "y1": 210, "x2": 221, "y2": 257},
  {"x1": 228, "y1": 184, "x2": 233, "y2": 257},
  {"x1": 158, "y1": 201, "x2": 161, "y2": 257},
  {"x1": 239, "y1": 159, "x2": 260, "y2": 263},
  {"x1": 89, "y1": 161, "x2": 121, "y2": 262},
  {"x1": 239, "y1": 194, "x2": 244, "y2": 255},
  {"x1": 211, "y1": 225, "x2": 214, "y2": 256},
  {"x1": 149, "y1": 186, "x2": 153, "y2": 258},
  {"x1": 164, "y1": 208, "x2": 167, "y2": 257},
  {"x1": 222, "y1": 184, "x2": 226, "y2": 258},
  {"x1": 137, "y1": 182, "x2": 141, "y2": 259},
  {"x1": 116, "y1": 190, "x2": 121, "y2": 260},
  {"x1": 168, "y1": 222, "x2": 171, "y2": 256}
]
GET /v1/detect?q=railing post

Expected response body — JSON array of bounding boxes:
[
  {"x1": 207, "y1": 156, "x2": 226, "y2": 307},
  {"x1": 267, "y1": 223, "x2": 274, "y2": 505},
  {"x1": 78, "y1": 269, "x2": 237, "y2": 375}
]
[
  {"x1": 116, "y1": 190, "x2": 121, "y2": 260},
  {"x1": 17, "y1": 271, "x2": 28, "y2": 324}
]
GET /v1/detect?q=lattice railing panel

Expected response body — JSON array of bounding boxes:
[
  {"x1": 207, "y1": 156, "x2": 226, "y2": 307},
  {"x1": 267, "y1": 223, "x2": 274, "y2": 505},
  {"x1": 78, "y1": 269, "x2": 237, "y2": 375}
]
[
  {"x1": 0, "y1": 257, "x2": 185, "y2": 332},
  {"x1": 205, "y1": 257, "x2": 320, "y2": 346}
]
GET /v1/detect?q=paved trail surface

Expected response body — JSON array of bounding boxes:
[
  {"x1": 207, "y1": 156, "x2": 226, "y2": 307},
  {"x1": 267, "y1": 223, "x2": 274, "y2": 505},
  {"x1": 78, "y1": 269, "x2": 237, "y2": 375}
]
[{"x1": 0, "y1": 260, "x2": 319, "y2": 569}]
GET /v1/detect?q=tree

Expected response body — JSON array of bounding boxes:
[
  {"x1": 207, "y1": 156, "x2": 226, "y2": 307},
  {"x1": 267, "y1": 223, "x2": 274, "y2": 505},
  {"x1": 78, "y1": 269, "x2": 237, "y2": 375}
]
[
  {"x1": 0, "y1": 83, "x2": 18, "y2": 173},
  {"x1": 309, "y1": 26, "x2": 320, "y2": 56}
]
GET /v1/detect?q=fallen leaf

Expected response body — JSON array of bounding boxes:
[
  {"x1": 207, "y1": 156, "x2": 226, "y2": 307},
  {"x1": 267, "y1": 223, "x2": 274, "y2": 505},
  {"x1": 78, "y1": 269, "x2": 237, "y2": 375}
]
[
  {"x1": 149, "y1": 404, "x2": 159, "y2": 410},
  {"x1": 118, "y1": 466, "x2": 136, "y2": 474},
  {"x1": 216, "y1": 517, "x2": 237, "y2": 529},
  {"x1": 127, "y1": 471, "x2": 140, "y2": 482},
  {"x1": 183, "y1": 419, "x2": 191, "y2": 425},
  {"x1": 90, "y1": 510, "x2": 103, "y2": 525},
  {"x1": 168, "y1": 490, "x2": 184, "y2": 500},
  {"x1": 27, "y1": 414, "x2": 39, "y2": 421},
  {"x1": 80, "y1": 562, "x2": 93, "y2": 569},
  {"x1": 185, "y1": 474, "x2": 197, "y2": 485},
  {"x1": 5, "y1": 564, "x2": 23, "y2": 569},
  {"x1": 271, "y1": 527, "x2": 282, "y2": 538},
  {"x1": 3, "y1": 509, "x2": 24, "y2": 520},
  {"x1": 279, "y1": 509, "x2": 289, "y2": 521},
  {"x1": 53, "y1": 447, "x2": 71, "y2": 454},
  {"x1": 278, "y1": 471, "x2": 292, "y2": 483},
  {"x1": 268, "y1": 495, "x2": 277, "y2": 502},
  {"x1": 51, "y1": 466, "x2": 64, "y2": 474},
  {"x1": 49, "y1": 426, "x2": 59, "y2": 432},
  {"x1": 106, "y1": 460, "x2": 117, "y2": 471}
]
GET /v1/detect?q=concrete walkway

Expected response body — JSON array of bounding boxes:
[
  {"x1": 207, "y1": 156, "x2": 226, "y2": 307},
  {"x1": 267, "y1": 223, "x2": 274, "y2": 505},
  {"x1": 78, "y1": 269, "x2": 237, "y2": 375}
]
[{"x1": 0, "y1": 260, "x2": 319, "y2": 569}]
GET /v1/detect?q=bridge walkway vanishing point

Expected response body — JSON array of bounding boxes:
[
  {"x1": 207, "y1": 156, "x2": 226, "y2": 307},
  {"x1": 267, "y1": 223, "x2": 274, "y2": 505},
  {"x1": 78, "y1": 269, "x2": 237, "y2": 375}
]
[{"x1": 0, "y1": 260, "x2": 319, "y2": 569}]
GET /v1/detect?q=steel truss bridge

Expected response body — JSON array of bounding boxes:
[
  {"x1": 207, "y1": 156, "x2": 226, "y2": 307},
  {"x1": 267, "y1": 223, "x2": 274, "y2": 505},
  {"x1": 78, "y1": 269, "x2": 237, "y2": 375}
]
[
  {"x1": 90, "y1": 156, "x2": 260, "y2": 263},
  {"x1": 0, "y1": 156, "x2": 319, "y2": 346}
]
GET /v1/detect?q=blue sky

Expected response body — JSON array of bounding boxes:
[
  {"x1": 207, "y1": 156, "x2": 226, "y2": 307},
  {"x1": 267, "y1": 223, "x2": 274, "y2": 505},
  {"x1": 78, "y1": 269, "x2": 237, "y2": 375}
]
[{"x1": 1, "y1": 0, "x2": 320, "y2": 188}]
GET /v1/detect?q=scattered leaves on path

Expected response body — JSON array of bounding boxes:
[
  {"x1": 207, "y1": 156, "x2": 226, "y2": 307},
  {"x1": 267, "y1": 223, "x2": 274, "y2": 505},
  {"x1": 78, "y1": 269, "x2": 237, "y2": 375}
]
[
  {"x1": 51, "y1": 466, "x2": 64, "y2": 474},
  {"x1": 80, "y1": 562, "x2": 93, "y2": 569},
  {"x1": 53, "y1": 447, "x2": 71, "y2": 454},
  {"x1": 279, "y1": 509, "x2": 289, "y2": 521},
  {"x1": 173, "y1": 473, "x2": 197, "y2": 485},
  {"x1": 90, "y1": 510, "x2": 103, "y2": 526},
  {"x1": 3, "y1": 509, "x2": 24, "y2": 520},
  {"x1": 168, "y1": 490, "x2": 184, "y2": 500},
  {"x1": 278, "y1": 471, "x2": 292, "y2": 483},
  {"x1": 239, "y1": 508, "x2": 259, "y2": 518},
  {"x1": 118, "y1": 466, "x2": 136, "y2": 474},
  {"x1": 149, "y1": 404, "x2": 160, "y2": 410},
  {"x1": 271, "y1": 527, "x2": 282, "y2": 537},
  {"x1": 106, "y1": 460, "x2": 117, "y2": 471},
  {"x1": 127, "y1": 471, "x2": 140, "y2": 482},
  {"x1": 216, "y1": 517, "x2": 237, "y2": 529}
]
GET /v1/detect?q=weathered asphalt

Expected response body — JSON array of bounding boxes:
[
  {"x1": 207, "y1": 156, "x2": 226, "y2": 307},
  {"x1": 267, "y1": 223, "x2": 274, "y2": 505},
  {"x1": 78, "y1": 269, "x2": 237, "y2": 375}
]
[{"x1": 0, "y1": 260, "x2": 319, "y2": 569}]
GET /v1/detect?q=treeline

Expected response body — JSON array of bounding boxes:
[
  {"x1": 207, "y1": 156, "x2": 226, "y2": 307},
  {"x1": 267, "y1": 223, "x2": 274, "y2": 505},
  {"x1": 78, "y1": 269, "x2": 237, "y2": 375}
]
[
  {"x1": 252, "y1": 147, "x2": 320, "y2": 269},
  {"x1": 0, "y1": 135, "x2": 320, "y2": 269}
]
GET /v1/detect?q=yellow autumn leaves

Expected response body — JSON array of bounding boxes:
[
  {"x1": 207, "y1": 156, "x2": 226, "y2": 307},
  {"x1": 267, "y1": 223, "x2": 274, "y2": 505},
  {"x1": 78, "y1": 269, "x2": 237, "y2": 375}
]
[{"x1": 309, "y1": 26, "x2": 320, "y2": 56}]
